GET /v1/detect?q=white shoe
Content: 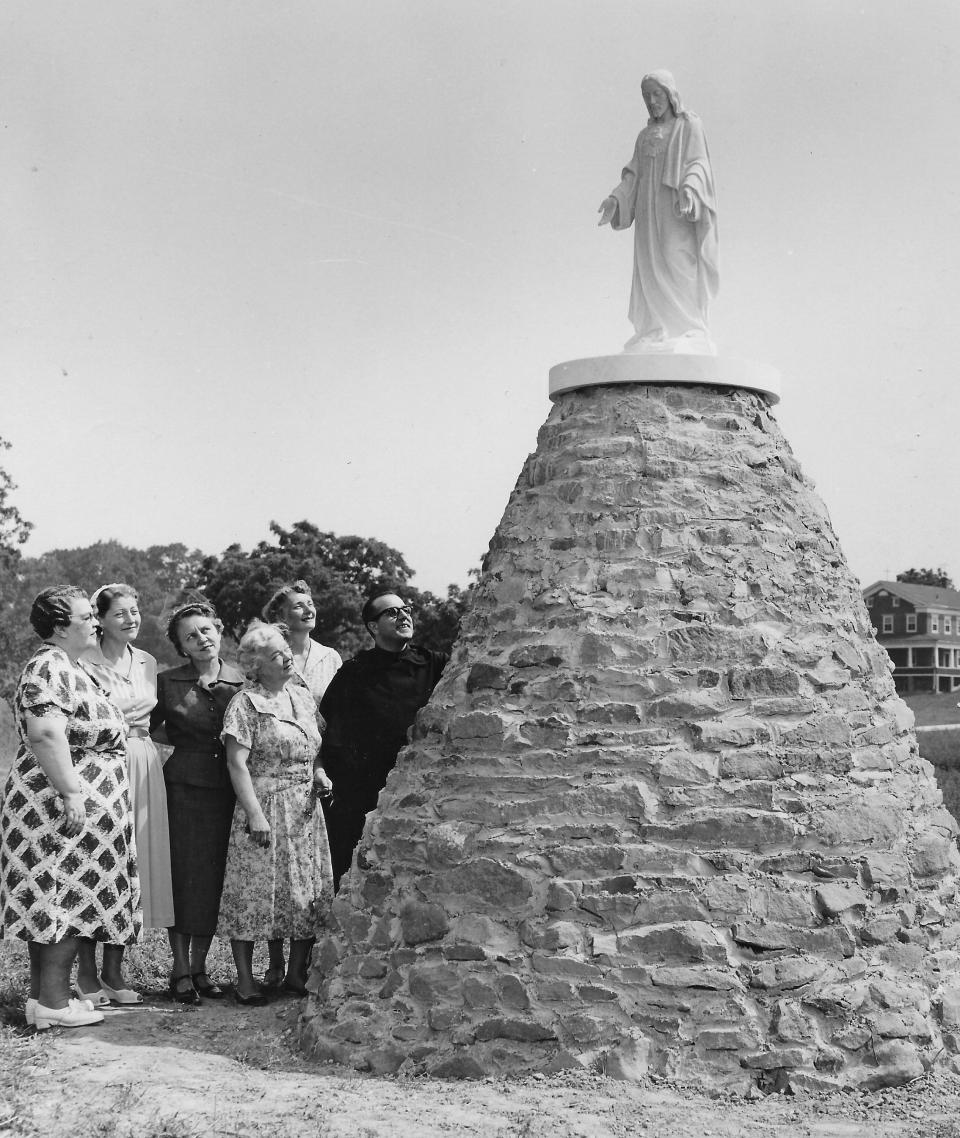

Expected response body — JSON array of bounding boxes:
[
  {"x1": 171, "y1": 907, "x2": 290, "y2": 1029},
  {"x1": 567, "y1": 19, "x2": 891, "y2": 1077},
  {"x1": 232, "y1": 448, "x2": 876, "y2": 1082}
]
[
  {"x1": 99, "y1": 980, "x2": 143, "y2": 1005},
  {"x1": 27, "y1": 995, "x2": 94, "y2": 1026},
  {"x1": 28, "y1": 995, "x2": 95, "y2": 1025},
  {"x1": 73, "y1": 983, "x2": 110, "y2": 1008},
  {"x1": 34, "y1": 998, "x2": 105, "y2": 1030}
]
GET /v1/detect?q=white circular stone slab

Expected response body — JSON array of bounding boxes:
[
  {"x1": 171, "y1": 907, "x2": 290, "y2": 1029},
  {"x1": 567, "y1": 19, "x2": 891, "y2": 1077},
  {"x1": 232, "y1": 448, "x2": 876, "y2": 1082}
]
[{"x1": 548, "y1": 354, "x2": 781, "y2": 405}]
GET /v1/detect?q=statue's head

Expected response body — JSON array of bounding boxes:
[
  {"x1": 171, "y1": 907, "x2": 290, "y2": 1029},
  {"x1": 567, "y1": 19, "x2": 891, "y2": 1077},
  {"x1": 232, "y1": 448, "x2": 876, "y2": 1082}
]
[{"x1": 641, "y1": 71, "x2": 682, "y2": 121}]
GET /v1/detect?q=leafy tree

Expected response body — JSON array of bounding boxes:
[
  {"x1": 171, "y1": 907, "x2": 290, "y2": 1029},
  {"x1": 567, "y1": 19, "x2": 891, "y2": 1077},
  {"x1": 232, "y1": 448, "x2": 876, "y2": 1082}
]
[
  {"x1": 40, "y1": 541, "x2": 205, "y2": 664},
  {"x1": 0, "y1": 520, "x2": 473, "y2": 706},
  {"x1": 0, "y1": 556, "x2": 50, "y2": 707},
  {"x1": 0, "y1": 541, "x2": 204, "y2": 702},
  {"x1": 196, "y1": 520, "x2": 471, "y2": 659},
  {"x1": 897, "y1": 567, "x2": 955, "y2": 589},
  {"x1": 0, "y1": 438, "x2": 35, "y2": 705},
  {"x1": 0, "y1": 437, "x2": 32, "y2": 574},
  {"x1": 414, "y1": 580, "x2": 477, "y2": 655}
]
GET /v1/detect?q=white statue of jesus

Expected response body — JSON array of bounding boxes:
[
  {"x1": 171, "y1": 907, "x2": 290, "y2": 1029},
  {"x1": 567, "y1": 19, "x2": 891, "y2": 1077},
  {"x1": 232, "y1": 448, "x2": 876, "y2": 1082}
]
[{"x1": 598, "y1": 71, "x2": 719, "y2": 355}]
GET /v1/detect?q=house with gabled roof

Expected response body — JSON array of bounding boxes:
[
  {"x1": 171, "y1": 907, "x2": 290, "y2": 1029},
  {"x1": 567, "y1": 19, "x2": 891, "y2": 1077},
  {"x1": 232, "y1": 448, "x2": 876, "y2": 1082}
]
[{"x1": 862, "y1": 580, "x2": 960, "y2": 693}]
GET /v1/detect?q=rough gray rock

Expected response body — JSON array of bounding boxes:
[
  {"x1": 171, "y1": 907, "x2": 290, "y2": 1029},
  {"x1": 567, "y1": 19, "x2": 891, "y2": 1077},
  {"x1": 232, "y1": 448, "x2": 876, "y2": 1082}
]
[{"x1": 299, "y1": 383, "x2": 960, "y2": 1092}]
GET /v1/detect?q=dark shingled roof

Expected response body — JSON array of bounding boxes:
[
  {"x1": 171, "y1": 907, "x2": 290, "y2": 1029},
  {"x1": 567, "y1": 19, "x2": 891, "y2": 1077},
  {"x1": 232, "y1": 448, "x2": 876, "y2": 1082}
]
[{"x1": 863, "y1": 580, "x2": 960, "y2": 610}]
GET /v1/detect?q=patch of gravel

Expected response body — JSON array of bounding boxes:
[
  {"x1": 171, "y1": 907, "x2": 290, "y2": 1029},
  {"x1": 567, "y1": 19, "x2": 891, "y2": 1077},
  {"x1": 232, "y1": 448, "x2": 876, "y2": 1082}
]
[{"x1": 8, "y1": 992, "x2": 960, "y2": 1137}]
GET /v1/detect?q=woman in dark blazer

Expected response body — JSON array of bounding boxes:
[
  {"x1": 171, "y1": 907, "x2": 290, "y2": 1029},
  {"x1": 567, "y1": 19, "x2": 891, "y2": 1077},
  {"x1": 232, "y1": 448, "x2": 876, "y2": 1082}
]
[{"x1": 151, "y1": 601, "x2": 243, "y2": 1004}]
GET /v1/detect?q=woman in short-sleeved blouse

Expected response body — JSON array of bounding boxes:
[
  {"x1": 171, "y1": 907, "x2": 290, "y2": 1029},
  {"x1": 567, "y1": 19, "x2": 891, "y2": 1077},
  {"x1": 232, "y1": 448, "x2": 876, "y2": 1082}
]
[
  {"x1": 219, "y1": 624, "x2": 334, "y2": 1001},
  {"x1": 82, "y1": 587, "x2": 174, "y2": 931},
  {"x1": 76, "y1": 582, "x2": 175, "y2": 1006},
  {"x1": 0, "y1": 586, "x2": 139, "y2": 1029},
  {"x1": 261, "y1": 581, "x2": 341, "y2": 706}
]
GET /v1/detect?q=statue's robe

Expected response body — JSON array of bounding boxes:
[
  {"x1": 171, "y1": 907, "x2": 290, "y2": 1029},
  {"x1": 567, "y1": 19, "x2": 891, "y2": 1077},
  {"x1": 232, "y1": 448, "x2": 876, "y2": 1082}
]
[{"x1": 609, "y1": 112, "x2": 718, "y2": 346}]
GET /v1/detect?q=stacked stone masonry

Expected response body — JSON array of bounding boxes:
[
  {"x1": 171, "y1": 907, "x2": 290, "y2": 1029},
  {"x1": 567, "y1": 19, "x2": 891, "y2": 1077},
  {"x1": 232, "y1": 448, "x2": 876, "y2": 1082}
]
[{"x1": 300, "y1": 383, "x2": 960, "y2": 1091}]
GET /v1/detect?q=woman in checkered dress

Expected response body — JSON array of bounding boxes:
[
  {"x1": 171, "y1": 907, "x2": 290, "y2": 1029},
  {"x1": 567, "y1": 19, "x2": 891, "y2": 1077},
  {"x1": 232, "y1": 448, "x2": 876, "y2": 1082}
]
[{"x1": 0, "y1": 586, "x2": 140, "y2": 1029}]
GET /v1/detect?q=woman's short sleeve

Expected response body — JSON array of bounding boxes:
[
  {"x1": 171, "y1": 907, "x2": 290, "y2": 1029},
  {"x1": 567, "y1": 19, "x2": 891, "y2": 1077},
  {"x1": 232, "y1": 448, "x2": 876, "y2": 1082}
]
[
  {"x1": 18, "y1": 650, "x2": 75, "y2": 720},
  {"x1": 221, "y1": 692, "x2": 259, "y2": 750}
]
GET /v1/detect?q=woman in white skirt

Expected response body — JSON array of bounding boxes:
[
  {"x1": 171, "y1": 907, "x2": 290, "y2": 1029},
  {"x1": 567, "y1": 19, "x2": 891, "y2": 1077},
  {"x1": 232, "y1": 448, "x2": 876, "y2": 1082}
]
[{"x1": 76, "y1": 582, "x2": 175, "y2": 1004}]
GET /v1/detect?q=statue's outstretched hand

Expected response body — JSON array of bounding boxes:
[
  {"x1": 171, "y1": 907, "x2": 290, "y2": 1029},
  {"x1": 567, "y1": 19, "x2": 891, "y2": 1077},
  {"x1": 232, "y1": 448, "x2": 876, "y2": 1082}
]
[
  {"x1": 597, "y1": 197, "x2": 617, "y2": 227},
  {"x1": 677, "y1": 188, "x2": 700, "y2": 222}
]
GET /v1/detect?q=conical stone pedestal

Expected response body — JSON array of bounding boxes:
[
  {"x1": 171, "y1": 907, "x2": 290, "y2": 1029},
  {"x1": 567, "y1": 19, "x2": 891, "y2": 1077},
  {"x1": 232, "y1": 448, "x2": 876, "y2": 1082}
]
[{"x1": 300, "y1": 376, "x2": 960, "y2": 1092}]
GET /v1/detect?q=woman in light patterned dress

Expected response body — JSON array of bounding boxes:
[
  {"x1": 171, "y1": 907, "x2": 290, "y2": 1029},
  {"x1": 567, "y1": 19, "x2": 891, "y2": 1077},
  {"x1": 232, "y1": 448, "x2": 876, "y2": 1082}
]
[
  {"x1": 0, "y1": 586, "x2": 139, "y2": 1030},
  {"x1": 76, "y1": 583, "x2": 175, "y2": 1005},
  {"x1": 260, "y1": 581, "x2": 340, "y2": 987},
  {"x1": 219, "y1": 624, "x2": 334, "y2": 1004}
]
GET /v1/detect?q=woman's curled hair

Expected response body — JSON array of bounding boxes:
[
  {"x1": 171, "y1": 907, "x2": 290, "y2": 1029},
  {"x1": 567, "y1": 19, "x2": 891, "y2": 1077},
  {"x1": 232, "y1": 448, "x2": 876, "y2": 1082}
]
[
  {"x1": 90, "y1": 582, "x2": 139, "y2": 623},
  {"x1": 30, "y1": 585, "x2": 86, "y2": 639},
  {"x1": 262, "y1": 580, "x2": 312, "y2": 624},
  {"x1": 236, "y1": 622, "x2": 287, "y2": 681},
  {"x1": 166, "y1": 601, "x2": 223, "y2": 657}
]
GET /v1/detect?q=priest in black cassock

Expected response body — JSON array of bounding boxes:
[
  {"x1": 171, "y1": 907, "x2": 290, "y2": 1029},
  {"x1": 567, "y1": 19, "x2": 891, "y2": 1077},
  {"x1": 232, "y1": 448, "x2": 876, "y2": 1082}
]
[{"x1": 319, "y1": 590, "x2": 448, "y2": 888}]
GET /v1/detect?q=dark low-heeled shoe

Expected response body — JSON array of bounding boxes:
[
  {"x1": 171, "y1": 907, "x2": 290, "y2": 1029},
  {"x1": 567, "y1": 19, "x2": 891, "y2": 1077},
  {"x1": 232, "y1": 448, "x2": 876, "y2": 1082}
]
[
  {"x1": 282, "y1": 980, "x2": 308, "y2": 998},
  {"x1": 262, "y1": 967, "x2": 284, "y2": 988},
  {"x1": 192, "y1": 972, "x2": 225, "y2": 999},
  {"x1": 169, "y1": 975, "x2": 201, "y2": 1006},
  {"x1": 233, "y1": 988, "x2": 268, "y2": 1007}
]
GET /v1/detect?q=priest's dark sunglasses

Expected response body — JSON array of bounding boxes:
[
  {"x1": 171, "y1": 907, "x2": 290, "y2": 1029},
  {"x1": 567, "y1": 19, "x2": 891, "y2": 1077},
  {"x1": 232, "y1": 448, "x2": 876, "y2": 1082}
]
[{"x1": 375, "y1": 605, "x2": 412, "y2": 622}]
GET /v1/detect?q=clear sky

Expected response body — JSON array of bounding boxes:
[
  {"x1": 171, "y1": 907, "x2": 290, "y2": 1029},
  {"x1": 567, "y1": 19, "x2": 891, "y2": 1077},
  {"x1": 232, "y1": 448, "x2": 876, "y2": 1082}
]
[{"x1": 3, "y1": 1, "x2": 959, "y2": 595}]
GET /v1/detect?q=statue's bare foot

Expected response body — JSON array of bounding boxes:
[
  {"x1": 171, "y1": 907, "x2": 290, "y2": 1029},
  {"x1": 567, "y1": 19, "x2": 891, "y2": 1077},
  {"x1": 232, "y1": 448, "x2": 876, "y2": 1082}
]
[{"x1": 622, "y1": 329, "x2": 716, "y2": 356}]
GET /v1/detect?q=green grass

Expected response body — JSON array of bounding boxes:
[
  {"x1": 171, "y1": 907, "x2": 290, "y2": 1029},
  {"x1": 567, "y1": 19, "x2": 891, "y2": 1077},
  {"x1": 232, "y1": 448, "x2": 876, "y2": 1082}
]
[
  {"x1": 121, "y1": 927, "x2": 240, "y2": 992},
  {"x1": 903, "y1": 692, "x2": 960, "y2": 727},
  {"x1": 0, "y1": 1023, "x2": 45, "y2": 1134},
  {"x1": 0, "y1": 927, "x2": 244, "y2": 1025},
  {"x1": 934, "y1": 766, "x2": 960, "y2": 825},
  {"x1": 915, "y1": 726, "x2": 960, "y2": 824},
  {"x1": 0, "y1": 938, "x2": 52, "y2": 1134},
  {"x1": 916, "y1": 728, "x2": 960, "y2": 767}
]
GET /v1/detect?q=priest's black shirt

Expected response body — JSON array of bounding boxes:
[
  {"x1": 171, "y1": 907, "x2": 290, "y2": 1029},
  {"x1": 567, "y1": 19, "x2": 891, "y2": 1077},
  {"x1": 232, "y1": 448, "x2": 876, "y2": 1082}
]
[{"x1": 319, "y1": 643, "x2": 448, "y2": 817}]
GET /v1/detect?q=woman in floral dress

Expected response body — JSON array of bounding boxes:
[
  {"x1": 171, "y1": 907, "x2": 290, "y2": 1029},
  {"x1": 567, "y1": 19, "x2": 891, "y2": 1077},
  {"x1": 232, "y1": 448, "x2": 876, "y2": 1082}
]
[
  {"x1": 259, "y1": 580, "x2": 341, "y2": 987},
  {"x1": 219, "y1": 624, "x2": 334, "y2": 1004},
  {"x1": 0, "y1": 586, "x2": 139, "y2": 1029}
]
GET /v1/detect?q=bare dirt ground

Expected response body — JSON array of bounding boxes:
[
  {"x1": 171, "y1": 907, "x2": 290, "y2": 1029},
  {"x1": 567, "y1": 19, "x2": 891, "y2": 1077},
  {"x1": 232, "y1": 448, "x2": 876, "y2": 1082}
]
[{"x1": 5, "y1": 989, "x2": 960, "y2": 1138}]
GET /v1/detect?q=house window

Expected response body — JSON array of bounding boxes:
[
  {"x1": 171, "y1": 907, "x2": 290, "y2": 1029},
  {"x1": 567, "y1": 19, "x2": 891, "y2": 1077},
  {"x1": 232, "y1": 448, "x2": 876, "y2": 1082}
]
[
  {"x1": 866, "y1": 595, "x2": 874, "y2": 608},
  {"x1": 906, "y1": 614, "x2": 917, "y2": 632},
  {"x1": 882, "y1": 615, "x2": 894, "y2": 633},
  {"x1": 947, "y1": 617, "x2": 954, "y2": 635},
  {"x1": 931, "y1": 616, "x2": 940, "y2": 634},
  {"x1": 892, "y1": 596, "x2": 900, "y2": 607}
]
